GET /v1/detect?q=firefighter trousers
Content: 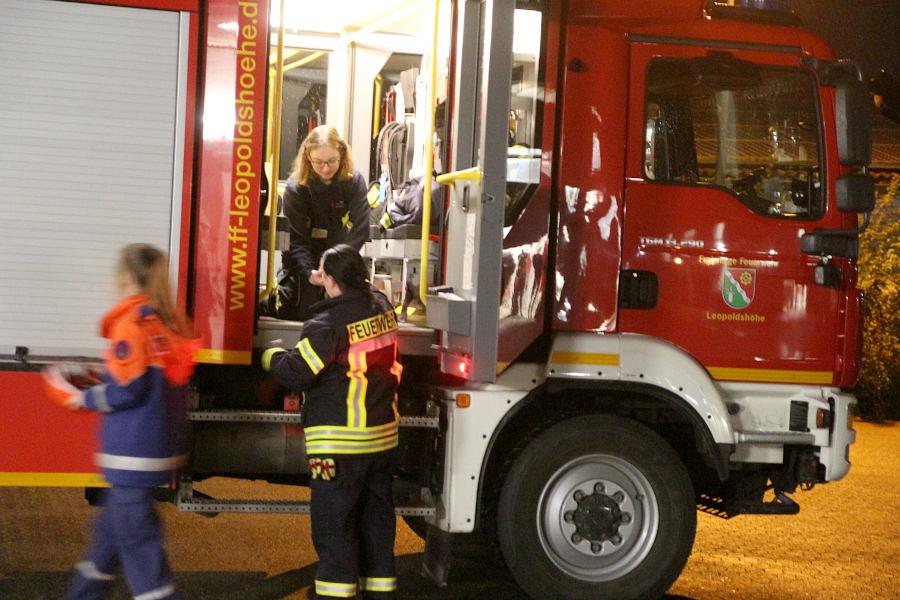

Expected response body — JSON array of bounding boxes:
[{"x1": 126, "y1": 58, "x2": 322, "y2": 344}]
[
  {"x1": 67, "y1": 486, "x2": 181, "y2": 600},
  {"x1": 310, "y1": 453, "x2": 396, "y2": 599}
]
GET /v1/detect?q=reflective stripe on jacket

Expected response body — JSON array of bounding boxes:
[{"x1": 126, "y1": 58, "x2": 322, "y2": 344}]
[{"x1": 264, "y1": 289, "x2": 401, "y2": 457}]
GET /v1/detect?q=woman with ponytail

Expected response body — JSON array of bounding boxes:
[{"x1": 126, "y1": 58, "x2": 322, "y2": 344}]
[
  {"x1": 263, "y1": 244, "x2": 402, "y2": 600},
  {"x1": 43, "y1": 243, "x2": 198, "y2": 600}
]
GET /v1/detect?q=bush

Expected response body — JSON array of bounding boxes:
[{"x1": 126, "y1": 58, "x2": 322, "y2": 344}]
[{"x1": 854, "y1": 173, "x2": 900, "y2": 421}]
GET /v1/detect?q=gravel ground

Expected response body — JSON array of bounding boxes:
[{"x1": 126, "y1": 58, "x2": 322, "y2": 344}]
[{"x1": 1, "y1": 421, "x2": 897, "y2": 599}]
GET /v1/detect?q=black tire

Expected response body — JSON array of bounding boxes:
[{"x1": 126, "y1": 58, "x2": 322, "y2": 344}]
[{"x1": 497, "y1": 414, "x2": 696, "y2": 600}]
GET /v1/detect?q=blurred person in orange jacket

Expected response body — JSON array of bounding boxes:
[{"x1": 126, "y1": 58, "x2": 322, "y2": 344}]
[{"x1": 44, "y1": 243, "x2": 198, "y2": 600}]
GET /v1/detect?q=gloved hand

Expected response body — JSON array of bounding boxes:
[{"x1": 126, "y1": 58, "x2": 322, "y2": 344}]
[{"x1": 42, "y1": 363, "x2": 90, "y2": 410}]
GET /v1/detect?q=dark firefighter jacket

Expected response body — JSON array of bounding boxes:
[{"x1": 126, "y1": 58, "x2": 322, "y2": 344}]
[
  {"x1": 282, "y1": 171, "x2": 370, "y2": 282},
  {"x1": 262, "y1": 289, "x2": 402, "y2": 457}
]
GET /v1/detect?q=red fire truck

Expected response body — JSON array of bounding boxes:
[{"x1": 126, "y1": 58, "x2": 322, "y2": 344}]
[{"x1": 0, "y1": 0, "x2": 873, "y2": 598}]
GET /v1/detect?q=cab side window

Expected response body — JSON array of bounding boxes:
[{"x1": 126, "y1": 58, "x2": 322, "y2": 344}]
[{"x1": 644, "y1": 57, "x2": 823, "y2": 219}]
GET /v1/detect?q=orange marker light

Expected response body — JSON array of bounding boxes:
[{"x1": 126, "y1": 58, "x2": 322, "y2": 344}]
[{"x1": 456, "y1": 393, "x2": 471, "y2": 409}]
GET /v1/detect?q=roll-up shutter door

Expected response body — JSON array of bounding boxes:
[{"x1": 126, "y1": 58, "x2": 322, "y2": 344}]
[{"x1": 0, "y1": 0, "x2": 186, "y2": 358}]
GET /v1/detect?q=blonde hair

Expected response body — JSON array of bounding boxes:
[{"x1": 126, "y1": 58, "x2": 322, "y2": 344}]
[
  {"x1": 118, "y1": 243, "x2": 191, "y2": 337},
  {"x1": 290, "y1": 125, "x2": 354, "y2": 186}
]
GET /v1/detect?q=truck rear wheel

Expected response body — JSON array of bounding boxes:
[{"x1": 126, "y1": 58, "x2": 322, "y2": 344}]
[{"x1": 497, "y1": 414, "x2": 695, "y2": 600}]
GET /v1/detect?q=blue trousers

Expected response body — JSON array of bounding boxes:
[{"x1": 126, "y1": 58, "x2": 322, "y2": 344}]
[{"x1": 67, "y1": 486, "x2": 181, "y2": 600}]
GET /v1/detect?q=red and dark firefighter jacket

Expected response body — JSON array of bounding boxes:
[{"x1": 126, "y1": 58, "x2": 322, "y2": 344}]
[{"x1": 262, "y1": 289, "x2": 402, "y2": 457}]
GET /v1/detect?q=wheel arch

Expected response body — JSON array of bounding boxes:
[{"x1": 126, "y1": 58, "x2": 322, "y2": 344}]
[{"x1": 475, "y1": 379, "x2": 732, "y2": 532}]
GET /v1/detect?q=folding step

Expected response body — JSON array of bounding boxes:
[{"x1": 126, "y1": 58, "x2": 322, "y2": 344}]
[
  {"x1": 188, "y1": 409, "x2": 302, "y2": 423},
  {"x1": 178, "y1": 497, "x2": 309, "y2": 514},
  {"x1": 176, "y1": 487, "x2": 436, "y2": 517},
  {"x1": 187, "y1": 409, "x2": 438, "y2": 428}
]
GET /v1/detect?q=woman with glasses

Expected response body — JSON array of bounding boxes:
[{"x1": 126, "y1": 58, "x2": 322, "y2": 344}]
[{"x1": 262, "y1": 125, "x2": 370, "y2": 320}]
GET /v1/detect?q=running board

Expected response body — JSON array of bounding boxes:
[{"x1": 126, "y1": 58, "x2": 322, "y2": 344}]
[
  {"x1": 175, "y1": 480, "x2": 437, "y2": 517},
  {"x1": 176, "y1": 497, "x2": 436, "y2": 516},
  {"x1": 188, "y1": 409, "x2": 439, "y2": 429}
]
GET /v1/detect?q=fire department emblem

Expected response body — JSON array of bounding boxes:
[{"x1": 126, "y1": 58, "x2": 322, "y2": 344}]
[
  {"x1": 309, "y1": 458, "x2": 337, "y2": 480},
  {"x1": 722, "y1": 268, "x2": 756, "y2": 309}
]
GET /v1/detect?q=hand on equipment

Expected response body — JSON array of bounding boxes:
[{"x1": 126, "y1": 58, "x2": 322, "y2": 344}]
[
  {"x1": 42, "y1": 363, "x2": 96, "y2": 410},
  {"x1": 261, "y1": 340, "x2": 285, "y2": 372}
]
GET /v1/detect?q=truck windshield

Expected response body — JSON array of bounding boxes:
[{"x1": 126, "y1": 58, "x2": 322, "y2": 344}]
[{"x1": 644, "y1": 59, "x2": 823, "y2": 219}]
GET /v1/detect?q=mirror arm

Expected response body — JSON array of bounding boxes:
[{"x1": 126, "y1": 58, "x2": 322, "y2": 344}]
[
  {"x1": 803, "y1": 57, "x2": 864, "y2": 86},
  {"x1": 810, "y1": 212, "x2": 871, "y2": 238}
]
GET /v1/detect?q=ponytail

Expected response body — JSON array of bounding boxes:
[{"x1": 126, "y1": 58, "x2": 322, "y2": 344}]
[
  {"x1": 321, "y1": 244, "x2": 375, "y2": 305},
  {"x1": 118, "y1": 244, "x2": 192, "y2": 337}
]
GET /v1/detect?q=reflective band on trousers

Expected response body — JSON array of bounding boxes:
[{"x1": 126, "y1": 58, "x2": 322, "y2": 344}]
[
  {"x1": 305, "y1": 434, "x2": 398, "y2": 455},
  {"x1": 360, "y1": 576, "x2": 397, "y2": 592},
  {"x1": 95, "y1": 453, "x2": 187, "y2": 471},
  {"x1": 315, "y1": 579, "x2": 357, "y2": 597},
  {"x1": 304, "y1": 421, "x2": 398, "y2": 441},
  {"x1": 75, "y1": 560, "x2": 116, "y2": 581},
  {"x1": 91, "y1": 384, "x2": 112, "y2": 413},
  {"x1": 134, "y1": 582, "x2": 176, "y2": 600}
]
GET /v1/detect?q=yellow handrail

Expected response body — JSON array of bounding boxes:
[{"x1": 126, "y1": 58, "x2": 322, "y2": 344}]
[
  {"x1": 264, "y1": 0, "x2": 287, "y2": 295},
  {"x1": 372, "y1": 74, "x2": 383, "y2": 140},
  {"x1": 282, "y1": 50, "x2": 325, "y2": 74},
  {"x1": 419, "y1": 0, "x2": 441, "y2": 306},
  {"x1": 435, "y1": 167, "x2": 482, "y2": 186}
]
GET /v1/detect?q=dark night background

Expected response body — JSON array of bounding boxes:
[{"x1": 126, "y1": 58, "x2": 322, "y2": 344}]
[{"x1": 792, "y1": 0, "x2": 900, "y2": 81}]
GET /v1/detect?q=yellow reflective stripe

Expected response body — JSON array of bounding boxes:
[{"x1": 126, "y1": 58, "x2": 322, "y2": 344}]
[
  {"x1": 196, "y1": 348, "x2": 251, "y2": 365},
  {"x1": 346, "y1": 353, "x2": 359, "y2": 427},
  {"x1": 360, "y1": 576, "x2": 397, "y2": 592},
  {"x1": 707, "y1": 366, "x2": 833, "y2": 385},
  {"x1": 305, "y1": 423, "x2": 398, "y2": 442},
  {"x1": 390, "y1": 360, "x2": 403, "y2": 382},
  {"x1": 306, "y1": 434, "x2": 399, "y2": 455},
  {"x1": 304, "y1": 421, "x2": 398, "y2": 436},
  {"x1": 550, "y1": 351, "x2": 620, "y2": 366},
  {"x1": 0, "y1": 472, "x2": 108, "y2": 487},
  {"x1": 296, "y1": 337, "x2": 324, "y2": 374},
  {"x1": 345, "y1": 352, "x2": 368, "y2": 428},
  {"x1": 261, "y1": 347, "x2": 284, "y2": 371},
  {"x1": 315, "y1": 579, "x2": 357, "y2": 597},
  {"x1": 356, "y1": 352, "x2": 368, "y2": 427},
  {"x1": 367, "y1": 183, "x2": 381, "y2": 208},
  {"x1": 341, "y1": 211, "x2": 352, "y2": 231}
]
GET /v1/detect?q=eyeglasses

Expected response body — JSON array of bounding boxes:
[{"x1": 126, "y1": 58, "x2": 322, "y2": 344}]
[{"x1": 310, "y1": 158, "x2": 340, "y2": 168}]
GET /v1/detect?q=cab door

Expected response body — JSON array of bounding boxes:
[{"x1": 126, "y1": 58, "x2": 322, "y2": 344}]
[{"x1": 620, "y1": 41, "x2": 846, "y2": 384}]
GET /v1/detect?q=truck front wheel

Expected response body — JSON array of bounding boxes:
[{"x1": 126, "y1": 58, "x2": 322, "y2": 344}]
[{"x1": 497, "y1": 414, "x2": 695, "y2": 600}]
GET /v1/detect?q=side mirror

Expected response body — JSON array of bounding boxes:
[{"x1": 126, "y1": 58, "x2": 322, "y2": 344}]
[
  {"x1": 835, "y1": 77, "x2": 872, "y2": 166},
  {"x1": 836, "y1": 174, "x2": 875, "y2": 213},
  {"x1": 801, "y1": 232, "x2": 858, "y2": 258}
]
